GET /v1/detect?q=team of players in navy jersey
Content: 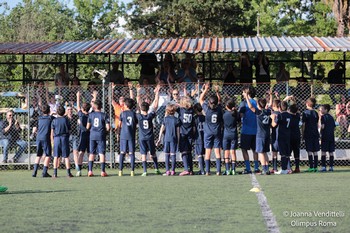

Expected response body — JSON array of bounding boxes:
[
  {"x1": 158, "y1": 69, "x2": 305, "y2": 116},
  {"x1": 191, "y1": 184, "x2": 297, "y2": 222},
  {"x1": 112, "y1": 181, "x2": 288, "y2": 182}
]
[{"x1": 31, "y1": 83, "x2": 336, "y2": 177}]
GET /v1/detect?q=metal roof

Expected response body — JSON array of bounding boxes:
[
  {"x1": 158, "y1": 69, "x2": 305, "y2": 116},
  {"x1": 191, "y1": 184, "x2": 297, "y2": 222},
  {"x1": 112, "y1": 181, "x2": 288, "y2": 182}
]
[{"x1": 0, "y1": 36, "x2": 350, "y2": 55}]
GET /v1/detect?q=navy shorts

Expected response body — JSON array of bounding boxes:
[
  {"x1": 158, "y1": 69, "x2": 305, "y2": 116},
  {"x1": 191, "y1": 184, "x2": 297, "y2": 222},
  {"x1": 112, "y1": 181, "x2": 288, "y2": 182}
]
[
  {"x1": 277, "y1": 139, "x2": 290, "y2": 156},
  {"x1": 120, "y1": 139, "x2": 135, "y2": 154},
  {"x1": 222, "y1": 137, "x2": 238, "y2": 151},
  {"x1": 256, "y1": 137, "x2": 270, "y2": 153},
  {"x1": 54, "y1": 136, "x2": 70, "y2": 158},
  {"x1": 321, "y1": 139, "x2": 335, "y2": 153},
  {"x1": 240, "y1": 134, "x2": 256, "y2": 151},
  {"x1": 204, "y1": 133, "x2": 222, "y2": 149},
  {"x1": 305, "y1": 137, "x2": 320, "y2": 152},
  {"x1": 36, "y1": 140, "x2": 52, "y2": 157},
  {"x1": 139, "y1": 139, "x2": 156, "y2": 155},
  {"x1": 69, "y1": 135, "x2": 79, "y2": 151},
  {"x1": 271, "y1": 137, "x2": 278, "y2": 152},
  {"x1": 195, "y1": 144, "x2": 205, "y2": 156},
  {"x1": 78, "y1": 133, "x2": 90, "y2": 153},
  {"x1": 179, "y1": 135, "x2": 192, "y2": 153},
  {"x1": 164, "y1": 141, "x2": 177, "y2": 154},
  {"x1": 90, "y1": 140, "x2": 106, "y2": 155}
]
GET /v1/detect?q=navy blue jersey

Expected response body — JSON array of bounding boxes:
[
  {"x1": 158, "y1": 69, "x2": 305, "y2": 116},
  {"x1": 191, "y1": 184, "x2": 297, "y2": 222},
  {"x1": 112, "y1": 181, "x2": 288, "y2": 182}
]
[
  {"x1": 78, "y1": 111, "x2": 89, "y2": 133},
  {"x1": 223, "y1": 110, "x2": 239, "y2": 139},
  {"x1": 255, "y1": 109, "x2": 271, "y2": 139},
  {"x1": 88, "y1": 111, "x2": 109, "y2": 140},
  {"x1": 271, "y1": 110, "x2": 280, "y2": 142},
  {"x1": 289, "y1": 113, "x2": 301, "y2": 140},
  {"x1": 120, "y1": 110, "x2": 138, "y2": 140},
  {"x1": 194, "y1": 115, "x2": 205, "y2": 144},
  {"x1": 202, "y1": 102, "x2": 223, "y2": 136},
  {"x1": 178, "y1": 107, "x2": 194, "y2": 136},
  {"x1": 321, "y1": 114, "x2": 335, "y2": 140},
  {"x1": 67, "y1": 114, "x2": 79, "y2": 136},
  {"x1": 37, "y1": 115, "x2": 55, "y2": 140},
  {"x1": 302, "y1": 109, "x2": 319, "y2": 139},
  {"x1": 163, "y1": 115, "x2": 180, "y2": 142},
  {"x1": 239, "y1": 99, "x2": 257, "y2": 135},
  {"x1": 137, "y1": 112, "x2": 156, "y2": 140},
  {"x1": 275, "y1": 112, "x2": 291, "y2": 141},
  {"x1": 51, "y1": 116, "x2": 71, "y2": 137}
]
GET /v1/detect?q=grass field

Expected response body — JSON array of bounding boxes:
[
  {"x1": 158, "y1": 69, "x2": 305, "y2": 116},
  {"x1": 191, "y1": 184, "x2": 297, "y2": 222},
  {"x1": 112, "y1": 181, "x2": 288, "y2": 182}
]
[{"x1": 0, "y1": 168, "x2": 349, "y2": 233}]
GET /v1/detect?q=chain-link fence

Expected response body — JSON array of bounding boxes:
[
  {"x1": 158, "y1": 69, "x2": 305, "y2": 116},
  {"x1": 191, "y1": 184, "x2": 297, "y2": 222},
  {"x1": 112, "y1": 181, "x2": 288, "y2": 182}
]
[{"x1": 1, "y1": 81, "x2": 350, "y2": 171}]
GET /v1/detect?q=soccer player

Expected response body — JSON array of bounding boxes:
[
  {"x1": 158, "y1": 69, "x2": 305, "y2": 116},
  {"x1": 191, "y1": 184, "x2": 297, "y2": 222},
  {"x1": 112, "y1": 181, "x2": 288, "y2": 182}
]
[
  {"x1": 243, "y1": 93, "x2": 271, "y2": 175},
  {"x1": 222, "y1": 99, "x2": 239, "y2": 175},
  {"x1": 51, "y1": 106, "x2": 72, "y2": 178},
  {"x1": 118, "y1": 98, "x2": 138, "y2": 177},
  {"x1": 319, "y1": 104, "x2": 336, "y2": 172},
  {"x1": 32, "y1": 105, "x2": 54, "y2": 178},
  {"x1": 271, "y1": 101, "x2": 292, "y2": 175},
  {"x1": 75, "y1": 91, "x2": 91, "y2": 176},
  {"x1": 156, "y1": 104, "x2": 180, "y2": 176},
  {"x1": 178, "y1": 96, "x2": 195, "y2": 176},
  {"x1": 86, "y1": 100, "x2": 110, "y2": 177},
  {"x1": 65, "y1": 106, "x2": 79, "y2": 175},
  {"x1": 302, "y1": 97, "x2": 320, "y2": 172},
  {"x1": 193, "y1": 103, "x2": 205, "y2": 175},
  {"x1": 239, "y1": 85, "x2": 259, "y2": 174},
  {"x1": 199, "y1": 82, "x2": 223, "y2": 176},
  {"x1": 270, "y1": 99, "x2": 281, "y2": 173},
  {"x1": 288, "y1": 103, "x2": 301, "y2": 173}
]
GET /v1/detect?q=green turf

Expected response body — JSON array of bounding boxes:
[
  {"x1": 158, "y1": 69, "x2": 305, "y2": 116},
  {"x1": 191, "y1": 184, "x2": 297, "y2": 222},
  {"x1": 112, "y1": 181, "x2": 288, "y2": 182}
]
[{"x1": 0, "y1": 170, "x2": 266, "y2": 233}]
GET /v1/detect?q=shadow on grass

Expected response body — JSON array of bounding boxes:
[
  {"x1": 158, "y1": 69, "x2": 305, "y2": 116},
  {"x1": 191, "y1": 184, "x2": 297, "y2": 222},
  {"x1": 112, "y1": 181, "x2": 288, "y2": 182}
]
[{"x1": 0, "y1": 189, "x2": 74, "y2": 195}]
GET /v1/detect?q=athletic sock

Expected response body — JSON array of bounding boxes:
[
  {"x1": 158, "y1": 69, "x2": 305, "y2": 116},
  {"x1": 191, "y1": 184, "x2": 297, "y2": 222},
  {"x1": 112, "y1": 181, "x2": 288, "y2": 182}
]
[
  {"x1": 198, "y1": 156, "x2": 204, "y2": 173},
  {"x1": 171, "y1": 155, "x2": 176, "y2": 172},
  {"x1": 281, "y1": 156, "x2": 287, "y2": 170},
  {"x1": 88, "y1": 161, "x2": 93, "y2": 172},
  {"x1": 244, "y1": 160, "x2": 251, "y2": 171},
  {"x1": 262, "y1": 165, "x2": 266, "y2": 172},
  {"x1": 187, "y1": 153, "x2": 193, "y2": 172},
  {"x1": 205, "y1": 159, "x2": 210, "y2": 173},
  {"x1": 330, "y1": 155, "x2": 334, "y2": 167},
  {"x1": 273, "y1": 158, "x2": 277, "y2": 171},
  {"x1": 130, "y1": 154, "x2": 135, "y2": 171},
  {"x1": 321, "y1": 155, "x2": 326, "y2": 167},
  {"x1": 295, "y1": 158, "x2": 300, "y2": 169},
  {"x1": 225, "y1": 162, "x2": 230, "y2": 172},
  {"x1": 266, "y1": 164, "x2": 269, "y2": 171},
  {"x1": 54, "y1": 168, "x2": 57, "y2": 176},
  {"x1": 142, "y1": 161, "x2": 147, "y2": 173},
  {"x1": 165, "y1": 155, "x2": 170, "y2": 171},
  {"x1": 75, "y1": 163, "x2": 80, "y2": 171},
  {"x1": 79, "y1": 165, "x2": 82, "y2": 171},
  {"x1": 42, "y1": 166, "x2": 48, "y2": 175},
  {"x1": 231, "y1": 162, "x2": 236, "y2": 171},
  {"x1": 119, "y1": 154, "x2": 125, "y2": 171},
  {"x1": 33, "y1": 163, "x2": 39, "y2": 175},
  {"x1": 254, "y1": 160, "x2": 259, "y2": 171},
  {"x1": 308, "y1": 155, "x2": 313, "y2": 168},
  {"x1": 313, "y1": 155, "x2": 318, "y2": 169},
  {"x1": 152, "y1": 156, "x2": 159, "y2": 170},
  {"x1": 101, "y1": 162, "x2": 105, "y2": 172},
  {"x1": 182, "y1": 154, "x2": 189, "y2": 171},
  {"x1": 66, "y1": 169, "x2": 71, "y2": 175},
  {"x1": 287, "y1": 157, "x2": 291, "y2": 170},
  {"x1": 216, "y1": 158, "x2": 221, "y2": 173}
]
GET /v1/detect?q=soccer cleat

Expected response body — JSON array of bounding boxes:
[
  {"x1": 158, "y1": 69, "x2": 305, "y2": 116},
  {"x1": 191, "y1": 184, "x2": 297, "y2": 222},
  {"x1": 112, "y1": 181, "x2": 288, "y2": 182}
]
[
  {"x1": 141, "y1": 172, "x2": 147, "y2": 177},
  {"x1": 101, "y1": 172, "x2": 108, "y2": 177},
  {"x1": 130, "y1": 171, "x2": 135, "y2": 177},
  {"x1": 270, "y1": 169, "x2": 277, "y2": 174},
  {"x1": 0, "y1": 186, "x2": 8, "y2": 192},
  {"x1": 170, "y1": 171, "x2": 176, "y2": 176},
  {"x1": 275, "y1": 170, "x2": 288, "y2": 175},
  {"x1": 305, "y1": 168, "x2": 315, "y2": 173},
  {"x1": 260, "y1": 170, "x2": 266, "y2": 175},
  {"x1": 42, "y1": 173, "x2": 51, "y2": 178},
  {"x1": 293, "y1": 168, "x2": 300, "y2": 173},
  {"x1": 231, "y1": 170, "x2": 236, "y2": 175},
  {"x1": 163, "y1": 171, "x2": 171, "y2": 176},
  {"x1": 189, "y1": 171, "x2": 194, "y2": 175},
  {"x1": 197, "y1": 171, "x2": 205, "y2": 175},
  {"x1": 179, "y1": 171, "x2": 190, "y2": 176},
  {"x1": 216, "y1": 172, "x2": 221, "y2": 176},
  {"x1": 32, "y1": 173, "x2": 37, "y2": 178},
  {"x1": 242, "y1": 169, "x2": 252, "y2": 174},
  {"x1": 67, "y1": 173, "x2": 74, "y2": 178},
  {"x1": 329, "y1": 167, "x2": 334, "y2": 172},
  {"x1": 266, "y1": 170, "x2": 271, "y2": 175},
  {"x1": 205, "y1": 172, "x2": 211, "y2": 176},
  {"x1": 118, "y1": 171, "x2": 123, "y2": 177},
  {"x1": 287, "y1": 170, "x2": 293, "y2": 174},
  {"x1": 254, "y1": 169, "x2": 261, "y2": 174},
  {"x1": 320, "y1": 167, "x2": 327, "y2": 172},
  {"x1": 76, "y1": 171, "x2": 82, "y2": 177},
  {"x1": 313, "y1": 168, "x2": 318, "y2": 173},
  {"x1": 52, "y1": 174, "x2": 58, "y2": 179},
  {"x1": 88, "y1": 171, "x2": 94, "y2": 177},
  {"x1": 154, "y1": 169, "x2": 162, "y2": 175}
]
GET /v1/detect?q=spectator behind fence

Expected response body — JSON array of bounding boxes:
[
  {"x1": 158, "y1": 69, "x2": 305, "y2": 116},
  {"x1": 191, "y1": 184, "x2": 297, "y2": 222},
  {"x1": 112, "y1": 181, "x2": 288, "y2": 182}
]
[
  {"x1": 106, "y1": 62, "x2": 124, "y2": 85},
  {"x1": 136, "y1": 53, "x2": 158, "y2": 84},
  {"x1": 335, "y1": 95, "x2": 348, "y2": 139},
  {"x1": 222, "y1": 63, "x2": 238, "y2": 84},
  {"x1": 54, "y1": 64, "x2": 70, "y2": 103},
  {"x1": 254, "y1": 52, "x2": 270, "y2": 83},
  {"x1": 239, "y1": 52, "x2": 253, "y2": 84},
  {"x1": 155, "y1": 61, "x2": 176, "y2": 84},
  {"x1": 274, "y1": 63, "x2": 290, "y2": 95},
  {"x1": 0, "y1": 110, "x2": 28, "y2": 163},
  {"x1": 328, "y1": 61, "x2": 345, "y2": 105},
  {"x1": 70, "y1": 77, "x2": 84, "y2": 106}
]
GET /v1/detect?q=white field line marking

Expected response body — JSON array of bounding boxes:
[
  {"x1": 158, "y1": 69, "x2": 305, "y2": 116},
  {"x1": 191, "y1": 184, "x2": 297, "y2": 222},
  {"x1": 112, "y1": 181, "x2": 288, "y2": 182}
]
[{"x1": 250, "y1": 173, "x2": 280, "y2": 233}]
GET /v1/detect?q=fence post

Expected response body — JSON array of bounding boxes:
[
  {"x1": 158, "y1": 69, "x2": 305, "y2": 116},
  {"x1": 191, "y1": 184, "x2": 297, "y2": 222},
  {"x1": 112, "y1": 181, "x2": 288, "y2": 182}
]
[
  {"x1": 286, "y1": 81, "x2": 289, "y2": 96},
  {"x1": 109, "y1": 84, "x2": 114, "y2": 168},
  {"x1": 102, "y1": 79, "x2": 105, "y2": 112},
  {"x1": 27, "y1": 84, "x2": 31, "y2": 170}
]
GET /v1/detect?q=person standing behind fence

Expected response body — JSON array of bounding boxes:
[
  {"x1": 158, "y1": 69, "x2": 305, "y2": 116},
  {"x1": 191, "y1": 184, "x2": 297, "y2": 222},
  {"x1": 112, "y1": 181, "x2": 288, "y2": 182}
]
[
  {"x1": 136, "y1": 53, "x2": 158, "y2": 84},
  {"x1": 54, "y1": 64, "x2": 70, "y2": 103},
  {"x1": 275, "y1": 63, "x2": 290, "y2": 94},
  {"x1": 0, "y1": 110, "x2": 28, "y2": 163},
  {"x1": 239, "y1": 53, "x2": 253, "y2": 84},
  {"x1": 328, "y1": 61, "x2": 345, "y2": 105},
  {"x1": 106, "y1": 62, "x2": 124, "y2": 85},
  {"x1": 32, "y1": 105, "x2": 54, "y2": 178},
  {"x1": 254, "y1": 52, "x2": 270, "y2": 83}
]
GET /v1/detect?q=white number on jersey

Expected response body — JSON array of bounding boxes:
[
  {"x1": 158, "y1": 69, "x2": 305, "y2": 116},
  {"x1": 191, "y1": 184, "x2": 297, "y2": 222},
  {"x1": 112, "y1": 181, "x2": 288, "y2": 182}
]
[
  {"x1": 262, "y1": 115, "x2": 270, "y2": 124},
  {"x1": 126, "y1": 116, "x2": 132, "y2": 126},
  {"x1": 211, "y1": 114, "x2": 217, "y2": 123},
  {"x1": 93, "y1": 118, "x2": 99, "y2": 127},
  {"x1": 198, "y1": 122, "x2": 204, "y2": 131},
  {"x1": 183, "y1": 113, "x2": 192, "y2": 123},
  {"x1": 286, "y1": 118, "x2": 291, "y2": 128},
  {"x1": 143, "y1": 120, "x2": 149, "y2": 129}
]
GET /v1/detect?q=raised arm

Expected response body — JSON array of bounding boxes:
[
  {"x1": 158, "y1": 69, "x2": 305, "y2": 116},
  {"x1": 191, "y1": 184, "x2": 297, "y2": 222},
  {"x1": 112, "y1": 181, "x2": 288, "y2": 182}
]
[
  {"x1": 128, "y1": 82, "x2": 134, "y2": 99},
  {"x1": 243, "y1": 91, "x2": 256, "y2": 113},
  {"x1": 76, "y1": 91, "x2": 81, "y2": 112},
  {"x1": 199, "y1": 82, "x2": 210, "y2": 106},
  {"x1": 214, "y1": 84, "x2": 221, "y2": 104},
  {"x1": 151, "y1": 84, "x2": 160, "y2": 111},
  {"x1": 156, "y1": 124, "x2": 165, "y2": 146}
]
